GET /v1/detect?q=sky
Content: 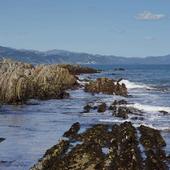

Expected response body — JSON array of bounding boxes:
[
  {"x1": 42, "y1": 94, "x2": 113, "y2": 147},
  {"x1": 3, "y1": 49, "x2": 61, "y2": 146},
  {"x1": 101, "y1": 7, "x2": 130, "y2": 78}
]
[{"x1": 0, "y1": 0, "x2": 170, "y2": 57}]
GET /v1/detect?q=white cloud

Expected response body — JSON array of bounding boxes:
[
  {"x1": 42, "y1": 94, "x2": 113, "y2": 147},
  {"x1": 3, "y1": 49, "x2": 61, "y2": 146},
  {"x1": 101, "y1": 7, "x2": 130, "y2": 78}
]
[{"x1": 135, "y1": 11, "x2": 166, "y2": 20}]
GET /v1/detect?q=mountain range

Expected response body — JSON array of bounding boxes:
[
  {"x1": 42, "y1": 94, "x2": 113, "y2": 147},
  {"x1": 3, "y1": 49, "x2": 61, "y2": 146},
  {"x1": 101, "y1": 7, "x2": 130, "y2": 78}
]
[{"x1": 0, "y1": 45, "x2": 170, "y2": 65}]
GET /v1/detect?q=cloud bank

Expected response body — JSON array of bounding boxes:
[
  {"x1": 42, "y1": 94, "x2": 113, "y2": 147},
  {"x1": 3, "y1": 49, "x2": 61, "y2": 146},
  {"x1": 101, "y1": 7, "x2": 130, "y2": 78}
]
[{"x1": 135, "y1": 11, "x2": 166, "y2": 20}]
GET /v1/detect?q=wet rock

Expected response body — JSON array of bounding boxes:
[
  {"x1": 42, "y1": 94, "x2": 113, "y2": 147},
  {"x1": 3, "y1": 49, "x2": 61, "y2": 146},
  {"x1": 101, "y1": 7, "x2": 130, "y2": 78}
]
[
  {"x1": 0, "y1": 138, "x2": 5, "y2": 143},
  {"x1": 0, "y1": 160, "x2": 14, "y2": 166},
  {"x1": 139, "y1": 125, "x2": 168, "y2": 170},
  {"x1": 109, "y1": 100, "x2": 142, "y2": 119},
  {"x1": 116, "y1": 107, "x2": 129, "y2": 119},
  {"x1": 159, "y1": 110, "x2": 169, "y2": 115},
  {"x1": 83, "y1": 104, "x2": 94, "y2": 113},
  {"x1": 131, "y1": 116, "x2": 144, "y2": 121},
  {"x1": 63, "y1": 122, "x2": 80, "y2": 140},
  {"x1": 97, "y1": 103, "x2": 107, "y2": 113},
  {"x1": 30, "y1": 140, "x2": 70, "y2": 170},
  {"x1": 59, "y1": 64, "x2": 99, "y2": 75},
  {"x1": 139, "y1": 125, "x2": 166, "y2": 149},
  {"x1": 109, "y1": 100, "x2": 127, "y2": 110},
  {"x1": 78, "y1": 124, "x2": 111, "y2": 147},
  {"x1": 0, "y1": 59, "x2": 77, "y2": 104},
  {"x1": 31, "y1": 122, "x2": 169, "y2": 170},
  {"x1": 84, "y1": 77, "x2": 128, "y2": 96},
  {"x1": 83, "y1": 100, "x2": 138, "y2": 119},
  {"x1": 117, "y1": 78, "x2": 123, "y2": 83},
  {"x1": 114, "y1": 68, "x2": 125, "y2": 71},
  {"x1": 111, "y1": 106, "x2": 130, "y2": 119}
]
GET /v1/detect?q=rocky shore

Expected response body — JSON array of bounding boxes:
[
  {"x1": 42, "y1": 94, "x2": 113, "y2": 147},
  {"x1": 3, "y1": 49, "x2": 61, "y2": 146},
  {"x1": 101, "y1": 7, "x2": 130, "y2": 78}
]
[
  {"x1": 1, "y1": 58, "x2": 169, "y2": 170},
  {"x1": 85, "y1": 78, "x2": 127, "y2": 96},
  {"x1": 0, "y1": 59, "x2": 99, "y2": 104},
  {"x1": 31, "y1": 122, "x2": 169, "y2": 170},
  {"x1": 0, "y1": 59, "x2": 128, "y2": 104}
]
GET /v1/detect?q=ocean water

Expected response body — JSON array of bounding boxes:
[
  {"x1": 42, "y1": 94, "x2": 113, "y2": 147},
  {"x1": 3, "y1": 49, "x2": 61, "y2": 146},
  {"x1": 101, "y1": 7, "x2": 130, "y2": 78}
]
[{"x1": 0, "y1": 64, "x2": 170, "y2": 169}]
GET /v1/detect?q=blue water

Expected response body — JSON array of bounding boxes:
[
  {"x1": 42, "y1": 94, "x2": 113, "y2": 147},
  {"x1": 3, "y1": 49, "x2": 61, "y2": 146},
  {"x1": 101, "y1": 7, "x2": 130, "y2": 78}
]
[{"x1": 0, "y1": 64, "x2": 170, "y2": 169}]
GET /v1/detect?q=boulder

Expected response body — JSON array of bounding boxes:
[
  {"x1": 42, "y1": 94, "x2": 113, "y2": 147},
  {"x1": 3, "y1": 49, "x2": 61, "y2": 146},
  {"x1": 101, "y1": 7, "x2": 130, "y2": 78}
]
[
  {"x1": 84, "y1": 77, "x2": 127, "y2": 96},
  {"x1": 0, "y1": 137, "x2": 5, "y2": 143},
  {"x1": 83, "y1": 104, "x2": 93, "y2": 113},
  {"x1": 114, "y1": 68, "x2": 125, "y2": 71},
  {"x1": 97, "y1": 103, "x2": 107, "y2": 112}
]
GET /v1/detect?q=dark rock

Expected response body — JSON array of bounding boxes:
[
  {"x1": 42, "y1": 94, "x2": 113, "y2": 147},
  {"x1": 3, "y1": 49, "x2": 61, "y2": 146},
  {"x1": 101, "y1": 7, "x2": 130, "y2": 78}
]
[
  {"x1": 97, "y1": 103, "x2": 107, "y2": 113},
  {"x1": 131, "y1": 116, "x2": 144, "y2": 121},
  {"x1": 111, "y1": 99, "x2": 127, "y2": 106},
  {"x1": 0, "y1": 138, "x2": 5, "y2": 143},
  {"x1": 84, "y1": 77, "x2": 128, "y2": 96},
  {"x1": 112, "y1": 106, "x2": 129, "y2": 119},
  {"x1": 109, "y1": 100, "x2": 142, "y2": 119},
  {"x1": 117, "y1": 78, "x2": 123, "y2": 83},
  {"x1": 114, "y1": 68, "x2": 125, "y2": 71},
  {"x1": 159, "y1": 110, "x2": 169, "y2": 115},
  {"x1": 78, "y1": 124, "x2": 111, "y2": 147},
  {"x1": 31, "y1": 140, "x2": 70, "y2": 170},
  {"x1": 139, "y1": 125, "x2": 166, "y2": 149},
  {"x1": 139, "y1": 125, "x2": 168, "y2": 169},
  {"x1": 59, "y1": 64, "x2": 99, "y2": 75},
  {"x1": 83, "y1": 104, "x2": 93, "y2": 113},
  {"x1": 109, "y1": 100, "x2": 129, "y2": 118},
  {"x1": 31, "y1": 122, "x2": 169, "y2": 170},
  {"x1": 63, "y1": 122, "x2": 80, "y2": 140}
]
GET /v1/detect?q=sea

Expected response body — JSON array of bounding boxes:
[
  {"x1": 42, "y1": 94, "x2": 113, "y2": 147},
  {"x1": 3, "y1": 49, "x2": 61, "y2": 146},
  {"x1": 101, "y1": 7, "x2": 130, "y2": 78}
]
[{"x1": 0, "y1": 64, "x2": 170, "y2": 170}]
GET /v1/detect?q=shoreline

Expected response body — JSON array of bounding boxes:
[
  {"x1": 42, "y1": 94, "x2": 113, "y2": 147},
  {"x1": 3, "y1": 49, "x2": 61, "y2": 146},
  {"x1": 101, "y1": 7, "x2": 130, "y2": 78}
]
[{"x1": 1, "y1": 59, "x2": 169, "y2": 169}]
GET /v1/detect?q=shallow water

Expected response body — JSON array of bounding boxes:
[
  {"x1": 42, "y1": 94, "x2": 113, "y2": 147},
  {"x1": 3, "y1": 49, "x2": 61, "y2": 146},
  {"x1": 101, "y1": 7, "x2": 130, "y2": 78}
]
[{"x1": 0, "y1": 65, "x2": 170, "y2": 169}]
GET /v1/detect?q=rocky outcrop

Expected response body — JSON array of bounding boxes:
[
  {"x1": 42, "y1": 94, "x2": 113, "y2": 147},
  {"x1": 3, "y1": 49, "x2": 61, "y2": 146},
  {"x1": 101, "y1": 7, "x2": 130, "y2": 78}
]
[
  {"x1": 0, "y1": 59, "x2": 34, "y2": 104},
  {"x1": 83, "y1": 100, "x2": 136, "y2": 119},
  {"x1": 108, "y1": 100, "x2": 142, "y2": 119},
  {"x1": 0, "y1": 138, "x2": 5, "y2": 143},
  {"x1": 59, "y1": 64, "x2": 98, "y2": 75},
  {"x1": 0, "y1": 59, "x2": 77, "y2": 104},
  {"x1": 139, "y1": 125, "x2": 167, "y2": 169},
  {"x1": 84, "y1": 78, "x2": 127, "y2": 96},
  {"x1": 114, "y1": 68, "x2": 125, "y2": 71},
  {"x1": 31, "y1": 65, "x2": 76, "y2": 100},
  {"x1": 97, "y1": 103, "x2": 107, "y2": 113},
  {"x1": 31, "y1": 122, "x2": 169, "y2": 170}
]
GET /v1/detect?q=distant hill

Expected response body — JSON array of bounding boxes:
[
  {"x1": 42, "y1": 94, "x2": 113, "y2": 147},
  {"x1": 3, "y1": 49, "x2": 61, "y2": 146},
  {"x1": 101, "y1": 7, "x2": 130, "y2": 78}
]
[{"x1": 0, "y1": 45, "x2": 170, "y2": 65}]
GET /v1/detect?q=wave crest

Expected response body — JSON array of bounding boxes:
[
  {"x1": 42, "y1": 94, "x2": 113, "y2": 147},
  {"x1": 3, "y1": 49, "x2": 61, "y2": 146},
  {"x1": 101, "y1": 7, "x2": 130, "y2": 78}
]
[{"x1": 120, "y1": 79, "x2": 152, "y2": 90}]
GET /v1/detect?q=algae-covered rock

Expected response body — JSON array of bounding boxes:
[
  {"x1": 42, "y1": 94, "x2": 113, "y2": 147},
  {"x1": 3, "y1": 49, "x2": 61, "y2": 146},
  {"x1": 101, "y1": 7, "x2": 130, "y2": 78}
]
[
  {"x1": 31, "y1": 122, "x2": 169, "y2": 170},
  {"x1": 84, "y1": 77, "x2": 127, "y2": 96},
  {"x1": 139, "y1": 125, "x2": 168, "y2": 169},
  {"x1": 30, "y1": 140, "x2": 70, "y2": 170},
  {"x1": 97, "y1": 103, "x2": 107, "y2": 113}
]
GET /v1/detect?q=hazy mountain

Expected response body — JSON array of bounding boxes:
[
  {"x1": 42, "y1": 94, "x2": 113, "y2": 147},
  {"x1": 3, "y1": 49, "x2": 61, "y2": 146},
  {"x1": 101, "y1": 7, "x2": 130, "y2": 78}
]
[{"x1": 0, "y1": 45, "x2": 170, "y2": 65}]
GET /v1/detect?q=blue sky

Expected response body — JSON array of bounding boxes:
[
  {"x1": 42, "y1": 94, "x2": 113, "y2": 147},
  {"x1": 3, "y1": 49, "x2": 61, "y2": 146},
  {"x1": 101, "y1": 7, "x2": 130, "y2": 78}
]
[{"x1": 0, "y1": 0, "x2": 170, "y2": 57}]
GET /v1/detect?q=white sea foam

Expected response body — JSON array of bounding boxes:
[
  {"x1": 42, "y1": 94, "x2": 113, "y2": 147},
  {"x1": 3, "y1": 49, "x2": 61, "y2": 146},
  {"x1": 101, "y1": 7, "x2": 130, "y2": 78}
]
[
  {"x1": 120, "y1": 79, "x2": 152, "y2": 90},
  {"x1": 99, "y1": 119, "x2": 128, "y2": 123},
  {"x1": 77, "y1": 80, "x2": 87, "y2": 85},
  {"x1": 127, "y1": 103, "x2": 170, "y2": 113}
]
